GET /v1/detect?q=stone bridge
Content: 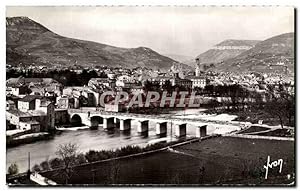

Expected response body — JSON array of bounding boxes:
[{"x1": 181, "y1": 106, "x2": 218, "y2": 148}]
[{"x1": 67, "y1": 108, "x2": 245, "y2": 138}]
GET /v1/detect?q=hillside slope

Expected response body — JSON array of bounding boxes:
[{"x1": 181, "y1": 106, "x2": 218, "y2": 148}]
[
  {"x1": 6, "y1": 17, "x2": 189, "y2": 71},
  {"x1": 217, "y1": 33, "x2": 294, "y2": 74},
  {"x1": 196, "y1": 40, "x2": 260, "y2": 65},
  {"x1": 165, "y1": 54, "x2": 194, "y2": 63}
]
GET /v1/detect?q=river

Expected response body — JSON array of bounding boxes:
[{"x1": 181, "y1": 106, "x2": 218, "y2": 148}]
[{"x1": 6, "y1": 109, "x2": 238, "y2": 172}]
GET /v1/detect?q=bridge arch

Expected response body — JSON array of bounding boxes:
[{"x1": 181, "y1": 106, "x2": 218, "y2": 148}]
[
  {"x1": 70, "y1": 114, "x2": 82, "y2": 126},
  {"x1": 90, "y1": 116, "x2": 103, "y2": 128}
]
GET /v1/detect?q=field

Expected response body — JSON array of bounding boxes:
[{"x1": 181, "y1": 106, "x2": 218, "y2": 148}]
[
  {"x1": 42, "y1": 136, "x2": 295, "y2": 185},
  {"x1": 237, "y1": 126, "x2": 270, "y2": 134},
  {"x1": 257, "y1": 129, "x2": 294, "y2": 137},
  {"x1": 205, "y1": 108, "x2": 294, "y2": 127}
]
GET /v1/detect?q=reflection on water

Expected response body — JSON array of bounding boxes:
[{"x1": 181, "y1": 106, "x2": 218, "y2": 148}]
[{"x1": 6, "y1": 108, "x2": 223, "y2": 172}]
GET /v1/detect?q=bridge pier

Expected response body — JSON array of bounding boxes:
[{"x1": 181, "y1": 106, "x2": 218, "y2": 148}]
[
  {"x1": 119, "y1": 119, "x2": 131, "y2": 131},
  {"x1": 137, "y1": 120, "x2": 149, "y2": 133},
  {"x1": 156, "y1": 122, "x2": 167, "y2": 136},
  {"x1": 174, "y1": 123, "x2": 186, "y2": 137},
  {"x1": 103, "y1": 117, "x2": 115, "y2": 129},
  {"x1": 114, "y1": 118, "x2": 119, "y2": 123},
  {"x1": 196, "y1": 125, "x2": 207, "y2": 138},
  {"x1": 115, "y1": 118, "x2": 120, "y2": 128}
]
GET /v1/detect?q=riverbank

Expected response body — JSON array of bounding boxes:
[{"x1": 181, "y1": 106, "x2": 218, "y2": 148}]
[
  {"x1": 7, "y1": 132, "x2": 54, "y2": 148},
  {"x1": 38, "y1": 136, "x2": 294, "y2": 185},
  {"x1": 6, "y1": 125, "x2": 90, "y2": 148},
  {"x1": 30, "y1": 137, "x2": 198, "y2": 172},
  {"x1": 7, "y1": 106, "x2": 291, "y2": 175},
  {"x1": 204, "y1": 108, "x2": 294, "y2": 127},
  {"x1": 7, "y1": 137, "x2": 200, "y2": 184},
  {"x1": 56, "y1": 126, "x2": 90, "y2": 131}
]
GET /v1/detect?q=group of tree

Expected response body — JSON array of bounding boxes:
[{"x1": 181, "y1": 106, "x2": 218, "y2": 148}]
[
  {"x1": 143, "y1": 80, "x2": 190, "y2": 93},
  {"x1": 30, "y1": 143, "x2": 81, "y2": 184},
  {"x1": 142, "y1": 81, "x2": 295, "y2": 128},
  {"x1": 28, "y1": 141, "x2": 179, "y2": 184},
  {"x1": 6, "y1": 69, "x2": 107, "y2": 86},
  {"x1": 7, "y1": 163, "x2": 19, "y2": 175},
  {"x1": 200, "y1": 83, "x2": 295, "y2": 128},
  {"x1": 264, "y1": 84, "x2": 295, "y2": 128}
]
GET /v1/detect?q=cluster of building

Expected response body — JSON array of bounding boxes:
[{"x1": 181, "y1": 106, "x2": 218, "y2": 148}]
[
  {"x1": 6, "y1": 77, "x2": 67, "y2": 132},
  {"x1": 208, "y1": 71, "x2": 294, "y2": 93},
  {"x1": 6, "y1": 60, "x2": 209, "y2": 132},
  {"x1": 6, "y1": 58, "x2": 294, "y2": 133},
  {"x1": 6, "y1": 95, "x2": 55, "y2": 132},
  {"x1": 148, "y1": 59, "x2": 207, "y2": 89},
  {"x1": 6, "y1": 77, "x2": 62, "y2": 97}
]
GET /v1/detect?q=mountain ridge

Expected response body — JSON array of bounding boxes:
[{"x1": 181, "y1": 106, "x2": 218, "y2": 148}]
[
  {"x1": 196, "y1": 39, "x2": 260, "y2": 65},
  {"x1": 217, "y1": 32, "x2": 294, "y2": 74},
  {"x1": 6, "y1": 17, "x2": 191, "y2": 71},
  {"x1": 215, "y1": 39, "x2": 260, "y2": 47},
  {"x1": 164, "y1": 54, "x2": 194, "y2": 63}
]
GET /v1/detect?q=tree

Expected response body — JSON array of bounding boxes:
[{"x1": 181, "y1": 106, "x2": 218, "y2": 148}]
[
  {"x1": 32, "y1": 164, "x2": 41, "y2": 172},
  {"x1": 144, "y1": 80, "x2": 160, "y2": 92},
  {"x1": 197, "y1": 166, "x2": 206, "y2": 184},
  {"x1": 75, "y1": 153, "x2": 87, "y2": 165},
  {"x1": 227, "y1": 84, "x2": 240, "y2": 110},
  {"x1": 40, "y1": 160, "x2": 51, "y2": 171},
  {"x1": 49, "y1": 158, "x2": 63, "y2": 169},
  {"x1": 8, "y1": 163, "x2": 19, "y2": 175},
  {"x1": 108, "y1": 159, "x2": 121, "y2": 184},
  {"x1": 204, "y1": 85, "x2": 215, "y2": 96},
  {"x1": 238, "y1": 87, "x2": 250, "y2": 111},
  {"x1": 265, "y1": 93, "x2": 294, "y2": 128},
  {"x1": 85, "y1": 150, "x2": 100, "y2": 162},
  {"x1": 55, "y1": 143, "x2": 79, "y2": 184},
  {"x1": 265, "y1": 85, "x2": 295, "y2": 128},
  {"x1": 162, "y1": 80, "x2": 173, "y2": 93}
]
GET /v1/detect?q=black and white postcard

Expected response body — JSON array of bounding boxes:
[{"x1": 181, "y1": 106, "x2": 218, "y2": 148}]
[{"x1": 5, "y1": 6, "x2": 295, "y2": 186}]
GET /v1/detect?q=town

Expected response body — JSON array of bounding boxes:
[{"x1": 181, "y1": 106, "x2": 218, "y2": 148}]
[{"x1": 6, "y1": 58, "x2": 294, "y2": 134}]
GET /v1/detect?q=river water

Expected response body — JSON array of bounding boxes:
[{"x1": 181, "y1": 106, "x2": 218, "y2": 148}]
[{"x1": 6, "y1": 109, "x2": 237, "y2": 172}]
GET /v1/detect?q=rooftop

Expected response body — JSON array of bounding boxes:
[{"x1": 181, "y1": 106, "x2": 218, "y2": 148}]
[
  {"x1": 7, "y1": 109, "x2": 32, "y2": 117},
  {"x1": 7, "y1": 108, "x2": 47, "y2": 117},
  {"x1": 7, "y1": 77, "x2": 60, "y2": 86},
  {"x1": 130, "y1": 86, "x2": 144, "y2": 89},
  {"x1": 20, "y1": 120, "x2": 40, "y2": 125},
  {"x1": 39, "y1": 100, "x2": 52, "y2": 107},
  {"x1": 185, "y1": 75, "x2": 206, "y2": 80},
  {"x1": 6, "y1": 94, "x2": 21, "y2": 100},
  {"x1": 28, "y1": 110, "x2": 47, "y2": 116},
  {"x1": 19, "y1": 95, "x2": 41, "y2": 102}
]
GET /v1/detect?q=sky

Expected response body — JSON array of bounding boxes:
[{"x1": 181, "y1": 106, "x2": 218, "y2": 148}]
[{"x1": 6, "y1": 6, "x2": 294, "y2": 57}]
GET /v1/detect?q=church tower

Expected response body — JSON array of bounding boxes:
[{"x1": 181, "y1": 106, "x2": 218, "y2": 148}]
[{"x1": 195, "y1": 58, "x2": 201, "y2": 77}]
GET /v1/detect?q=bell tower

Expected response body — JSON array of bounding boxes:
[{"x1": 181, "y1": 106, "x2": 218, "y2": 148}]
[{"x1": 195, "y1": 58, "x2": 201, "y2": 77}]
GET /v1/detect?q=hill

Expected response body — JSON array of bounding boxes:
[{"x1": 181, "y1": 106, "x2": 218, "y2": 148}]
[
  {"x1": 164, "y1": 54, "x2": 194, "y2": 63},
  {"x1": 196, "y1": 40, "x2": 260, "y2": 67},
  {"x1": 215, "y1": 40, "x2": 260, "y2": 47},
  {"x1": 6, "y1": 17, "x2": 190, "y2": 71},
  {"x1": 217, "y1": 33, "x2": 294, "y2": 74}
]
